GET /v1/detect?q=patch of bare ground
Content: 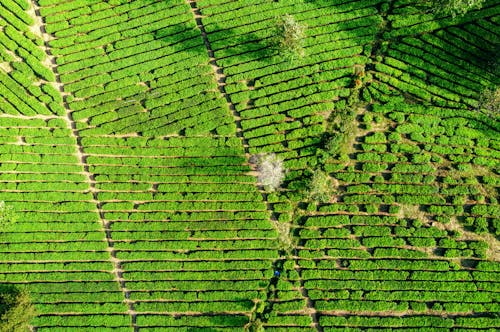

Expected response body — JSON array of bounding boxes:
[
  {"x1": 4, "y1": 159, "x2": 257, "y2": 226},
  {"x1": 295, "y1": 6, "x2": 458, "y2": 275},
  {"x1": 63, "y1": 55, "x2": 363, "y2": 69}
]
[
  {"x1": 356, "y1": 105, "x2": 391, "y2": 132},
  {"x1": 439, "y1": 217, "x2": 499, "y2": 261},
  {"x1": 397, "y1": 204, "x2": 431, "y2": 223},
  {"x1": 0, "y1": 62, "x2": 12, "y2": 73}
]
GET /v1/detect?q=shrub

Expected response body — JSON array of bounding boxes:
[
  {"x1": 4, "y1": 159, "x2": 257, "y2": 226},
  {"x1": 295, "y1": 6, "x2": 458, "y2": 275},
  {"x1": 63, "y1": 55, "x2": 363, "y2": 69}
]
[
  {"x1": 307, "y1": 169, "x2": 331, "y2": 202},
  {"x1": 410, "y1": 301, "x2": 427, "y2": 312},
  {"x1": 389, "y1": 205, "x2": 401, "y2": 214},
  {"x1": 477, "y1": 87, "x2": 499, "y2": 118},
  {"x1": 0, "y1": 201, "x2": 16, "y2": 226},
  {"x1": 252, "y1": 153, "x2": 285, "y2": 191},
  {"x1": 324, "y1": 133, "x2": 345, "y2": 157},
  {"x1": 273, "y1": 14, "x2": 306, "y2": 59}
]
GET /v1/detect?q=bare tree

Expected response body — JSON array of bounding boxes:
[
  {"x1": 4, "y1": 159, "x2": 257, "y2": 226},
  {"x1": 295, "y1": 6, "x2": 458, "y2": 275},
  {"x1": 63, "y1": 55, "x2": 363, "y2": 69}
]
[{"x1": 252, "y1": 153, "x2": 285, "y2": 191}]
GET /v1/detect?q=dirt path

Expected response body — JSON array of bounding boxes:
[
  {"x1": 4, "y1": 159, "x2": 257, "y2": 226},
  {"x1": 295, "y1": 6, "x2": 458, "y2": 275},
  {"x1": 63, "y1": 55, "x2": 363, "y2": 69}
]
[
  {"x1": 0, "y1": 113, "x2": 57, "y2": 120},
  {"x1": 29, "y1": 1, "x2": 137, "y2": 329},
  {"x1": 294, "y1": 252, "x2": 323, "y2": 332},
  {"x1": 184, "y1": 0, "x2": 251, "y2": 161},
  {"x1": 185, "y1": 1, "x2": 321, "y2": 330}
]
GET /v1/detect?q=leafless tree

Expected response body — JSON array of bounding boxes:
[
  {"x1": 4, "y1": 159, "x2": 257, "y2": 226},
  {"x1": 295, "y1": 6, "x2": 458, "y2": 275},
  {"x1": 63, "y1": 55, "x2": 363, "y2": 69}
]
[{"x1": 252, "y1": 153, "x2": 285, "y2": 191}]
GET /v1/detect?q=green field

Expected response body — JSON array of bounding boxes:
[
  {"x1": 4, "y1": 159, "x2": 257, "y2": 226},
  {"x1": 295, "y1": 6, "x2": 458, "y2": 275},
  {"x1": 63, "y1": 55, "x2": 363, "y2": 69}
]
[{"x1": 0, "y1": 0, "x2": 499, "y2": 330}]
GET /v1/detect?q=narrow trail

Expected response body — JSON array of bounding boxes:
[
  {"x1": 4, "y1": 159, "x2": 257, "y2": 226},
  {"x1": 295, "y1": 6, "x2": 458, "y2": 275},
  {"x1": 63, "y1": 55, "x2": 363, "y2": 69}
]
[
  {"x1": 30, "y1": 1, "x2": 137, "y2": 330},
  {"x1": 184, "y1": 0, "x2": 251, "y2": 160},
  {"x1": 185, "y1": 1, "x2": 321, "y2": 330},
  {"x1": 185, "y1": 0, "x2": 282, "y2": 232},
  {"x1": 294, "y1": 249, "x2": 323, "y2": 332}
]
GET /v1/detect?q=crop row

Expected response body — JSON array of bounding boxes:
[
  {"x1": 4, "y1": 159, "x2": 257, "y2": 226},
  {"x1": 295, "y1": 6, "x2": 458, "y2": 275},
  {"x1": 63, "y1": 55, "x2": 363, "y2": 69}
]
[
  {"x1": 350, "y1": 103, "x2": 497, "y2": 234},
  {"x1": 6, "y1": 0, "x2": 499, "y2": 330},
  {"x1": 0, "y1": 113, "x2": 130, "y2": 328},
  {"x1": 77, "y1": 136, "x2": 281, "y2": 324},
  {"x1": 39, "y1": 0, "x2": 236, "y2": 137},
  {"x1": 196, "y1": 0, "x2": 383, "y2": 181},
  {"x1": 293, "y1": 35, "x2": 499, "y2": 324},
  {"x1": 320, "y1": 315, "x2": 499, "y2": 329},
  {"x1": 372, "y1": 3, "x2": 499, "y2": 109},
  {"x1": 0, "y1": 0, "x2": 64, "y2": 117}
]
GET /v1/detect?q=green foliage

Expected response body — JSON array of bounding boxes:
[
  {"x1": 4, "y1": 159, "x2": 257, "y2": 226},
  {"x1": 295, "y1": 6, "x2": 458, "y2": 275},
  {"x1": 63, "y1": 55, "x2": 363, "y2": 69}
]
[
  {"x1": 0, "y1": 0, "x2": 499, "y2": 330},
  {"x1": 273, "y1": 14, "x2": 306, "y2": 59},
  {"x1": 0, "y1": 201, "x2": 16, "y2": 226},
  {"x1": 428, "y1": 0, "x2": 485, "y2": 17},
  {"x1": 478, "y1": 87, "x2": 499, "y2": 118},
  {"x1": 245, "y1": 318, "x2": 264, "y2": 332},
  {"x1": 307, "y1": 170, "x2": 332, "y2": 203}
]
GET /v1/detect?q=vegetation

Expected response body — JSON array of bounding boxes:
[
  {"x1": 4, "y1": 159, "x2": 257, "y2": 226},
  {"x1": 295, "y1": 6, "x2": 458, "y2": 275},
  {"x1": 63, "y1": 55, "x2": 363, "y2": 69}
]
[
  {"x1": 307, "y1": 170, "x2": 332, "y2": 203},
  {"x1": 273, "y1": 14, "x2": 307, "y2": 59},
  {"x1": 0, "y1": 286, "x2": 35, "y2": 332},
  {"x1": 245, "y1": 318, "x2": 264, "y2": 332},
  {"x1": 478, "y1": 87, "x2": 500, "y2": 118},
  {"x1": 427, "y1": 0, "x2": 485, "y2": 16},
  {"x1": 0, "y1": 0, "x2": 498, "y2": 330},
  {"x1": 253, "y1": 153, "x2": 286, "y2": 191},
  {"x1": 0, "y1": 202, "x2": 16, "y2": 226}
]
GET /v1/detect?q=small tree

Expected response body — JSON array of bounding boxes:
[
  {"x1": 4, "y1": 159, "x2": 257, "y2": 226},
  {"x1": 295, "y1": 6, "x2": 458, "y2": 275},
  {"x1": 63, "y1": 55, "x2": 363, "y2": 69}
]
[
  {"x1": 307, "y1": 170, "x2": 331, "y2": 203},
  {"x1": 245, "y1": 318, "x2": 264, "y2": 332},
  {"x1": 252, "y1": 153, "x2": 285, "y2": 191},
  {"x1": 478, "y1": 87, "x2": 500, "y2": 118},
  {"x1": 0, "y1": 201, "x2": 16, "y2": 226},
  {"x1": 273, "y1": 14, "x2": 306, "y2": 59},
  {"x1": 428, "y1": 0, "x2": 485, "y2": 17},
  {"x1": 0, "y1": 288, "x2": 36, "y2": 332}
]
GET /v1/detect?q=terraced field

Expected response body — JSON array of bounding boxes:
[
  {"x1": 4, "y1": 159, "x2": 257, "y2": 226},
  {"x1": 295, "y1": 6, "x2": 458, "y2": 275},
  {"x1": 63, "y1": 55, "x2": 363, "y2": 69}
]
[{"x1": 0, "y1": 0, "x2": 499, "y2": 331}]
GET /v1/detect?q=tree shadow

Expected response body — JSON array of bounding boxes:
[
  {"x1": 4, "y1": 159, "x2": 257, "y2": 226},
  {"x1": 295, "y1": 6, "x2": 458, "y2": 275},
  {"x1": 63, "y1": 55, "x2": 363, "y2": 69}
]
[
  {"x1": 187, "y1": 314, "x2": 249, "y2": 331},
  {"x1": 96, "y1": 21, "x2": 276, "y2": 136},
  {"x1": 0, "y1": 284, "x2": 19, "y2": 315},
  {"x1": 153, "y1": 22, "x2": 275, "y2": 65},
  {"x1": 0, "y1": 284, "x2": 36, "y2": 329}
]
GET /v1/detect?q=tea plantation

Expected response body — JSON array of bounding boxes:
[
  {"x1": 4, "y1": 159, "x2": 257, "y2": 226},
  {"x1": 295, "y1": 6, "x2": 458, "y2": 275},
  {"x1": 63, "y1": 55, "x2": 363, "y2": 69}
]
[{"x1": 0, "y1": 0, "x2": 498, "y2": 331}]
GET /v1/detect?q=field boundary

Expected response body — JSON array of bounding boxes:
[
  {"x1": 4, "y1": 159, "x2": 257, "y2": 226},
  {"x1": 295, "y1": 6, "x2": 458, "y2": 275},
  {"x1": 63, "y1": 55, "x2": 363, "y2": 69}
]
[{"x1": 30, "y1": 1, "x2": 137, "y2": 330}]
